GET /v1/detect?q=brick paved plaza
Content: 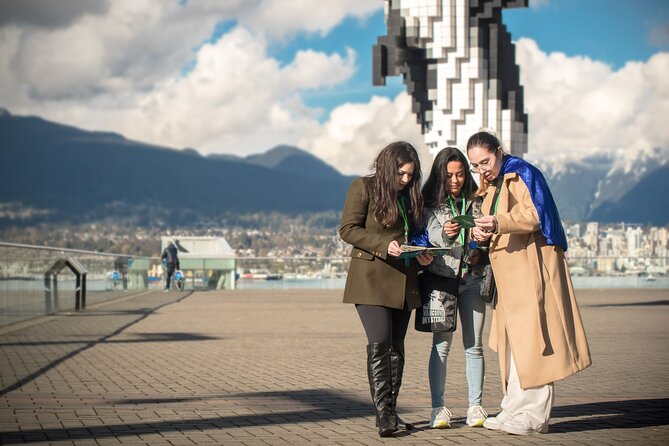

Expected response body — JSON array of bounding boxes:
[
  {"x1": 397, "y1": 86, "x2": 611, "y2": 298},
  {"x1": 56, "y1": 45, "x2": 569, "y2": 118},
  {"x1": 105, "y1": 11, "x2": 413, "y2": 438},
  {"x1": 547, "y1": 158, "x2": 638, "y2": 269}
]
[{"x1": 1, "y1": 288, "x2": 668, "y2": 445}]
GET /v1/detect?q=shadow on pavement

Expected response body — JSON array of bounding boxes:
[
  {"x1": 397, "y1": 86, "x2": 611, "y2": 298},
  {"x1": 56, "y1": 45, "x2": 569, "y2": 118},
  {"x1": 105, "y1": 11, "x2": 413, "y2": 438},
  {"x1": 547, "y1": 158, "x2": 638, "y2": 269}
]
[
  {"x1": 0, "y1": 332, "x2": 219, "y2": 347},
  {"x1": 0, "y1": 389, "x2": 373, "y2": 444},
  {"x1": 583, "y1": 300, "x2": 669, "y2": 308},
  {"x1": 0, "y1": 292, "x2": 194, "y2": 396},
  {"x1": 550, "y1": 398, "x2": 669, "y2": 432}
]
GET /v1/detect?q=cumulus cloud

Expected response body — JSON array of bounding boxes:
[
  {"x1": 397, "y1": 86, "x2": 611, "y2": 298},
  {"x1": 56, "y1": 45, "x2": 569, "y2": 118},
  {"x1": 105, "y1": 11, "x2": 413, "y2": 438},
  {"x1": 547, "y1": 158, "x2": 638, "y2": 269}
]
[
  {"x1": 132, "y1": 26, "x2": 356, "y2": 154},
  {"x1": 239, "y1": 0, "x2": 380, "y2": 39},
  {"x1": 0, "y1": 0, "x2": 109, "y2": 29},
  {"x1": 0, "y1": 0, "x2": 359, "y2": 159},
  {"x1": 515, "y1": 38, "x2": 669, "y2": 162},
  {"x1": 301, "y1": 94, "x2": 424, "y2": 175},
  {"x1": 1, "y1": 1, "x2": 250, "y2": 100}
]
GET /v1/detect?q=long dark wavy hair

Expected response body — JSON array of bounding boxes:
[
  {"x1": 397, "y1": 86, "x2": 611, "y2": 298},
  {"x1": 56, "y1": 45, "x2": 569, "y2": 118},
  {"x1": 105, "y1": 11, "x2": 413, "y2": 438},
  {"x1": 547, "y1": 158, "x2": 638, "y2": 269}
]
[
  {"x1": 367, "y1": 141, "x2": 423, "y2": 228},
  {"x1": 422, "y1": 147, "x2": 477, "y2": 208}
]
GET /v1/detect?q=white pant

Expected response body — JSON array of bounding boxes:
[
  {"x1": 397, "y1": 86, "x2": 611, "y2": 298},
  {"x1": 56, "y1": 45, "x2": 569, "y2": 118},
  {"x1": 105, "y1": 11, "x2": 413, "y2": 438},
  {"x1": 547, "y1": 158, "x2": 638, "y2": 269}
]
[{"x1": 500, "y1": 339, "x2": 554, "y2": 431}]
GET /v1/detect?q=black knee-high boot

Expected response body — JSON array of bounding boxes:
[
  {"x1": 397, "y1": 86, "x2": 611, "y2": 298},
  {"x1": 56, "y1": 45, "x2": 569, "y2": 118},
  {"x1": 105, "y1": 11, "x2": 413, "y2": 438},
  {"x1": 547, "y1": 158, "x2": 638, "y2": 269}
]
[
  {"x1": 389, "y1": 346, "x2": 414, "y2": 430},
  {"x1": 367, "y1": 343, "x2": 397, "y2": 437}
]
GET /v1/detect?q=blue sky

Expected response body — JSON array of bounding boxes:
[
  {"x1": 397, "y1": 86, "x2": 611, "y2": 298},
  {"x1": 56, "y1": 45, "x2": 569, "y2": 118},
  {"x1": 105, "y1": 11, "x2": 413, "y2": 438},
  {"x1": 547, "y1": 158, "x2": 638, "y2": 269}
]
[
  {"x1": 503, "y1": 0, "x2": 669, "y2": 67},
  {"x1": 1, "y1": 0, "x2": 668, "y2": 174}
]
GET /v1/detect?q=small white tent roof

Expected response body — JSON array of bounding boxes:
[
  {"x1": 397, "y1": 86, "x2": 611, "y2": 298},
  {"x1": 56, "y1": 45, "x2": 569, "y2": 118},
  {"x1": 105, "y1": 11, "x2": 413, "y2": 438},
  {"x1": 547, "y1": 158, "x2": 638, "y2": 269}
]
[{"x1": 161, "y1": 236, "x2": 235, "y2": 259}]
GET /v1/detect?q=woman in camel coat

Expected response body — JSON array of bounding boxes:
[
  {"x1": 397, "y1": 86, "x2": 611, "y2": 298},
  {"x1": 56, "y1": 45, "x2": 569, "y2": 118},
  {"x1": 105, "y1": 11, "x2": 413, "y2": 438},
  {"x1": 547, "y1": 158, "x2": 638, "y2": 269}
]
[{"x1": 467, "y1": 130, "x2": 591, "y2": 435}]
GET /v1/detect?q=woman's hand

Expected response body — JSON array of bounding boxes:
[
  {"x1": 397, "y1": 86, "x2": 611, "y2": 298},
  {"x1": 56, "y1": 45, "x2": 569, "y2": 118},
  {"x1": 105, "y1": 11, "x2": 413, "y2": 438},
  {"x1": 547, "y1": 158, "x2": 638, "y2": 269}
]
[
  {"x1": 388, "y1": 240, "x2": 402, "y2": 257},
  {"x1": 443, "y1": 221, "x2": 461, "y2": 238},
  {"x1": 416, "y1": 252, "x2": 433, "y2": 266},
  {"x1": 474, "y1": 215, "x2": 498, "y2": 233},
  {"x1": 472, "y1": 226, "x2": 493, "y2": 243}
]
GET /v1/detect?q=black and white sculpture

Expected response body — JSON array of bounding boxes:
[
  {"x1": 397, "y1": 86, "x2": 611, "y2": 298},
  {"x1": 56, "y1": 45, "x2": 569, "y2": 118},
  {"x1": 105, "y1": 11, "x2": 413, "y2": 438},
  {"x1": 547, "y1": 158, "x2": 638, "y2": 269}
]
[{"x1": 374, "y1": 0, "x2": 528, "y2": 157}]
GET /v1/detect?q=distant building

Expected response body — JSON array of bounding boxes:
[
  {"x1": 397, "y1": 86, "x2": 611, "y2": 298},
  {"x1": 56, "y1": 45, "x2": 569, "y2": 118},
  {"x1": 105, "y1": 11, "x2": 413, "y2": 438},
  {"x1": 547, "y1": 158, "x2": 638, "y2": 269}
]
[{"x1": 161, "y1": 236, "x2": 236, "y2": 290}]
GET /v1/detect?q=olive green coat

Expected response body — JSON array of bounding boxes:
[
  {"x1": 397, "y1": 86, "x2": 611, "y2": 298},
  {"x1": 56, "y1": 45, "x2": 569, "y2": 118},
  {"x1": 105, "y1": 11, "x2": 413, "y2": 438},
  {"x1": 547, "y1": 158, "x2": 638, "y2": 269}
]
[
  {"x1": 482, "y1": 172, "x2": 592, "y2": 390},
  {"x1": 339, "y1": 178, "x2": 421, "y2": 310}
]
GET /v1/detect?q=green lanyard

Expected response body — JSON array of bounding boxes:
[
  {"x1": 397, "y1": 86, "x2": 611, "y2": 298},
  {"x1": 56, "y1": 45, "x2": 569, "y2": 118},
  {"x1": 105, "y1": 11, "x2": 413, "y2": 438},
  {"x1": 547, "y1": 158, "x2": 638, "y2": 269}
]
[
  {"x1": 397, "y1": 196, "x2": 409, "y2": 243},
  {"x1": 448, "y1": 193, "x2": 466, "y2": 246},
  {"x1": 490, "y1": 178, "x2": 503, "y2": 215}
]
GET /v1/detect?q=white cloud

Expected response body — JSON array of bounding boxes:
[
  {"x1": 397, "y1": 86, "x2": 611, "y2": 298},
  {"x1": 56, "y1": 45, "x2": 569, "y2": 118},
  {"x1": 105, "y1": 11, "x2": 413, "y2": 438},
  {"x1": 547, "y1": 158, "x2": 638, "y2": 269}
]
[
  {"x1": 283, "y1": 48, "x2": 356, "y2": 90},
  {"x1": 515, "y1": 38, "x2": 669, "y2": 162},
  {"x1": 0, "y1": 0, "x2": 109, "y2": 29},
  {"x1": 1, "y1": 1, "x2": 249, "y2": 101},
  {"x1": 301, "y1": 94, "x2": 424, "y2": 175},
  {"x1": 239, "y1": 0, "x2": 380, "y2": 40},
  {"x1": 529, "y1": 0, "x2": 550, "y2": 9},
  {"x1": 0, "y1": 1, "x2": 360, "y2": 159}
]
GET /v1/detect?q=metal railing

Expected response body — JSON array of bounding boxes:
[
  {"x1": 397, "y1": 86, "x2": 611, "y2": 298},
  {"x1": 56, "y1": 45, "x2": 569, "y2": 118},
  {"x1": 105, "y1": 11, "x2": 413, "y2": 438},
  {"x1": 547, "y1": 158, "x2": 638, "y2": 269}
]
[
  {"x1": 0, "y1": 242, "x2": 154, "y2": 328},
  {"x1": 2, "y1": 241, "x2": 667, "y2": 328}
]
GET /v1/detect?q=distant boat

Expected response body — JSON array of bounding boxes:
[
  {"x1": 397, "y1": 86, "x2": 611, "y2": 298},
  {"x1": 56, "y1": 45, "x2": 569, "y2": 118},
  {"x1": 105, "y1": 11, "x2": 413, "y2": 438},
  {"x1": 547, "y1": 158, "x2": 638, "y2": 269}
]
[
  {"x1": 645, "y1": 274, "x2": 656, "y2": 282},
  {"x1": 239, "y1": 269, "x2": 283, "y2": 280}
]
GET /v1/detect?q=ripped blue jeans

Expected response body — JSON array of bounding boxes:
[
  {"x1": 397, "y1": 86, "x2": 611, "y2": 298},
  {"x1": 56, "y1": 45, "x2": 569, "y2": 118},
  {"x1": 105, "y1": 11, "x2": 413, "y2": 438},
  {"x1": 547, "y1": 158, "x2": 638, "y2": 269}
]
[{"x1": 428, "y1": 278, "x2": 486, "y2": 408}]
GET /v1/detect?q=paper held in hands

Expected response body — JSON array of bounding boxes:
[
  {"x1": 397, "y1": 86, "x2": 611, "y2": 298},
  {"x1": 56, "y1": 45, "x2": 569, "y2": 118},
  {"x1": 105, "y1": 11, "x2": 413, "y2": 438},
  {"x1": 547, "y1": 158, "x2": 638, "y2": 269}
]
[
  {"x1": 398, "y1": 244, "x2": 451, "y2": 259},
  {"x1": 451, "y1": 214, "x2": 476, "y2": 228}
]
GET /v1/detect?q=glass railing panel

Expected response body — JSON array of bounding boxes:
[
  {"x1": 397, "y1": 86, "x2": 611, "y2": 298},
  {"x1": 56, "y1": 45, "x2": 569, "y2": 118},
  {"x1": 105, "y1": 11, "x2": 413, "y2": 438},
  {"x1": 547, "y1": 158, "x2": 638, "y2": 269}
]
[{"x1": 0, "y1": 243, "x2": 153, "y2": 327}]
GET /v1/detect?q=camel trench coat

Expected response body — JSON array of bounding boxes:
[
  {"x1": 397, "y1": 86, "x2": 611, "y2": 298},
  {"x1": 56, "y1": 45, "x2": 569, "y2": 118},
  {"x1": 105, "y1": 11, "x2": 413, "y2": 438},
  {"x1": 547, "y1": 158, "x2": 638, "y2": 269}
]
[
  {"x1": 339, "y1": 178, "x2": 421, "y2": 310},
  {"x1": 482, "y1": 172, "x2": 591, "y2": 390}
]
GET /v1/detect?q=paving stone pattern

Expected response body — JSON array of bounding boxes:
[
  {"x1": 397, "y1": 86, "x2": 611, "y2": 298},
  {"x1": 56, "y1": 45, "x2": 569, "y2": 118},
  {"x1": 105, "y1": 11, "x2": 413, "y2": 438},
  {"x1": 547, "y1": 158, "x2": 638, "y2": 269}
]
[{"x1": 1, "y1": 288, "x2": 668, "y2": 445}]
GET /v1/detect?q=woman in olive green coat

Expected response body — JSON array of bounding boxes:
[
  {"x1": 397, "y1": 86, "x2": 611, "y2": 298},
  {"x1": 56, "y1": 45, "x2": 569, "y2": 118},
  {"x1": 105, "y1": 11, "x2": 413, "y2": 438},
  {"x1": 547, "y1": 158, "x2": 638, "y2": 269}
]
[{"x1": 339, "y1": 141, "x2": 432, "y2": 437}]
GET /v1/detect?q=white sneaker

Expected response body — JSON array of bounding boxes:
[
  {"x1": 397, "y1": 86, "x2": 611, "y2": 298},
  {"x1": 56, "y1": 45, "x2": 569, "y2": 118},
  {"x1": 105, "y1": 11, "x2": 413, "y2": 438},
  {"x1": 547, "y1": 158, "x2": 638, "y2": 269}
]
[
  {"x1": 483, "y1": 411, "x2": 511, "y2": 430},
  {"x1": 466, "y1": 405, "x2": 488, "y2": 427},
  {"x1": 499, "y1": 418, "x2": 549, "y2": 435},
  {"x1": 430, "y1": 406, "x2": 452, "y2": 429}
]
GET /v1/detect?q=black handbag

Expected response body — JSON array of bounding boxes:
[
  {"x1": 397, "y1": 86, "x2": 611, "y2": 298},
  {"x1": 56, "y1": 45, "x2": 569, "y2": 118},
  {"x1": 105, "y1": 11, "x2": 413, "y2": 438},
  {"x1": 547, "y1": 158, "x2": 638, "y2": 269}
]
[
  {"x1": 480, "y1": 264, "x2": 497, "y2": 304},
  {"x1": 415, "y1": 271, "x2": 459, "y2": 332}
]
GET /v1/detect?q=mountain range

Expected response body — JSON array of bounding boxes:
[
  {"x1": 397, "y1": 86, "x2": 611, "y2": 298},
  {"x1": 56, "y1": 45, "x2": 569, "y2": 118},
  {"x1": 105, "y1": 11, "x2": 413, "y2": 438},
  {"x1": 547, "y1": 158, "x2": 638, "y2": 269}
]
[
  {"x1": 1, "y1": 108, "x2": 667, "y2": 226},
  {"x1": 0, "y1": 109, "x2": 353, "y2": 226},
  {"x1": 533, "y1": 146, "x2": 669, "y2": 225}
]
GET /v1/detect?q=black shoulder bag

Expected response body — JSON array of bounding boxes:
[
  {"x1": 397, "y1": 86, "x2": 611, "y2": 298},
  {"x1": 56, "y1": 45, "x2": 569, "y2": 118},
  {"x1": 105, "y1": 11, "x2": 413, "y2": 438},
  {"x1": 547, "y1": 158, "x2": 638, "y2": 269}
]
[
  {"x1": 480, "y1": 179, "x2": 503, "y2": 304},
  {"x1": 414, "y1": 270, "x2": 459, "y2": 332}
]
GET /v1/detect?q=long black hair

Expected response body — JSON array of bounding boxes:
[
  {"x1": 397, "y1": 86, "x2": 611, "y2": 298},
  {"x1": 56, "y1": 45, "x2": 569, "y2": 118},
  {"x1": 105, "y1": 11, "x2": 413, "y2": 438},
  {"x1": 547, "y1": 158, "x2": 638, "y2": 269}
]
[
  {"x1": 367, "y1": 141, "x2": 423, "y2": 228},
  {"x1": 422, "y1": 147, "x2": 477, "y2": 208}
]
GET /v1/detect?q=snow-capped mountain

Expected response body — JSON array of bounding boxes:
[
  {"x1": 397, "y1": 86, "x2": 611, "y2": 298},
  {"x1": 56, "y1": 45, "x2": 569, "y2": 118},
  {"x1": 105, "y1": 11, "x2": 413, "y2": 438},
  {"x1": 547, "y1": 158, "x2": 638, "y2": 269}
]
[{"x1": 533, "y1": 147, "x2": 669, "y2": 225}]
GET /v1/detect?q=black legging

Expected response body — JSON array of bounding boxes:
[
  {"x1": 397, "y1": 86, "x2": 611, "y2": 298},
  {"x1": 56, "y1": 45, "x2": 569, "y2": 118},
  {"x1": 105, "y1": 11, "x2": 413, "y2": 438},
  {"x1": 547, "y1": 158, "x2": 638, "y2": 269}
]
[
  {"x1": 165, "y1": 265, "x2": 175, "y2": 289},
  {"x1": 356, "y1": 304, "x2": 412, "y2": 351}
]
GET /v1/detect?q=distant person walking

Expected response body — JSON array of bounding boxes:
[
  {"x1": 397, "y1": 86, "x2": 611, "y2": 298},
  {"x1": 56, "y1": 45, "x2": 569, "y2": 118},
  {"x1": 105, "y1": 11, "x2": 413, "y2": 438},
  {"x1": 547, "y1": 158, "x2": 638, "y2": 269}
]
[
  {"x1": 420, "y1": 147, "x2": 489, "y2": 429},
  {"x1": 467, "y1": 130, "x2": 591, "y2": 435},
  {"x1": 339, "y1": 141, "x2": 432, "y2": 437},
  {"x1": 161, "y1": 239, "x2": 180, "y2": 291}
]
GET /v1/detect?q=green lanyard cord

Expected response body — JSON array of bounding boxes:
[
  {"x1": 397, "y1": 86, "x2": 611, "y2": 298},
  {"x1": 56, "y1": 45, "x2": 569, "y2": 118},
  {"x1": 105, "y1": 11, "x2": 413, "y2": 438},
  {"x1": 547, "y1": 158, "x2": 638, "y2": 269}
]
[
  {"x1": 397, "y1": 196, "x2": 409, "y2": 243},
  {"x1": 448, "y1": 193, "x2": 466, "y2": 246},
  {"x1": 490, "y1": 178, "x2": 503, "y2": 215}
]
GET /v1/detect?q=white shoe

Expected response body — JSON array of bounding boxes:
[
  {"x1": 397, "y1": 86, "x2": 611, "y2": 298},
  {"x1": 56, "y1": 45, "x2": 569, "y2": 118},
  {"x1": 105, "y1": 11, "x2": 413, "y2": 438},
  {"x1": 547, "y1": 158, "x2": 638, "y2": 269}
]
[
  {"x1": 430, "y1": 406, "x2": 452, "y2": 429},
  {"x1": 499, "y1": 418, "x2": 548, "y2": 435},
  {"x1": 483, "y1": 411, "x2": 511, "y2": 430},
  {"x1": 466, "y1": 405, "x2": 488, "y2": 427}
]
